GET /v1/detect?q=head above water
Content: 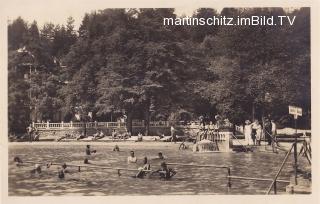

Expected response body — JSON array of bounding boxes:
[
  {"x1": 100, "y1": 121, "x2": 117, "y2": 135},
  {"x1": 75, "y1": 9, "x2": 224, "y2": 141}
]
[
  {"x1": 143, "y1": 157, "x2": 148, "y2": 164},
  {"x1": 158, "y1": 152, "x2": 164, "y2": 159},
  {"x1": 86, "y1": 145, "x2": 90, "y2": 148},
  {"x1": 130, "y1": 151, "x2": 135, "y2": 157}
]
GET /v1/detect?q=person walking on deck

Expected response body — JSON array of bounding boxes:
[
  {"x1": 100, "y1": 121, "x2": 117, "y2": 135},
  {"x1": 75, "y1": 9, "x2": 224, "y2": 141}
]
[
  {"x1": 252, "y1": 120, "x2": 262, "y2": 146},
  {"x1": 244, "y1": 120, "x2": 253, "y2": 145}
]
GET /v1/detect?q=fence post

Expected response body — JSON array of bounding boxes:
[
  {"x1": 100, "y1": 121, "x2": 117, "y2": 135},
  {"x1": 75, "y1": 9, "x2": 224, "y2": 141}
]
[
  {"x1": 70, "y1": 121, "x2": 73, "y2": 128},
  {"x1": 227, "y1": 167, "x2": 232, "y2": 192},
  {"x1": 46, "y1": 121, "x2": 49, "y2": 129},
  {"x1": 225, "y1": 132, "x2": 230, "y2": 152},
  {"x1": 61, "y1": 121, "x2": 64, "y2": 129},
  {"x1": 32, "y1": 122, "x2": 35, "y2": 128},
  {"x1": 294, "y1": 141, "x2": 298, "y2": 185},
  {"x1": 273, "y1": 181, "x2": 277, "y2": 194}
]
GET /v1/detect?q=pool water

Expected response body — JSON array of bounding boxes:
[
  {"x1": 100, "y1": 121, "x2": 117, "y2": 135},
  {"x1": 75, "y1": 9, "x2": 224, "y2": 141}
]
[{"x1": 8, "y1": 143, "x2": 308, "y2": 196}]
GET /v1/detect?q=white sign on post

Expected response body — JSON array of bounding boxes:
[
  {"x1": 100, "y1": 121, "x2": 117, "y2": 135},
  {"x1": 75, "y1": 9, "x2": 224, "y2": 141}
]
[{"x1": 289, "y1": 105, "x2": 302, "y2": 117}]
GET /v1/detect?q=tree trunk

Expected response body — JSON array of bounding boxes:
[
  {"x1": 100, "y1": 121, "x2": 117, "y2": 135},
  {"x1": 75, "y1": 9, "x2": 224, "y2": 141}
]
[
  {"x1": 252, "y1": 103, "x2": 255, "y2": 122},
  {"x1": 126, "y1": 111, "x2": 133, "y2": 133},
  {"x1": 144, "y1": 109, "x2": 150, "y2": 136}
]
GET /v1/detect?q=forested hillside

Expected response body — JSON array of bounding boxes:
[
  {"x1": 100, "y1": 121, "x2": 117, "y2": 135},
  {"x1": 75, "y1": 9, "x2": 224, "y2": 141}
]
[{"x1": 8, "y1": 8, "x2": 310, "y2": 134}]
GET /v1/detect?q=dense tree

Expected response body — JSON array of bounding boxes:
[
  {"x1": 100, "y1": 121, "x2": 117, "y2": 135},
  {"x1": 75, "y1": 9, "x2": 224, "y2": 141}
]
[{"x1": 7, "y1": 7, "x2": 311, "y2": 134}]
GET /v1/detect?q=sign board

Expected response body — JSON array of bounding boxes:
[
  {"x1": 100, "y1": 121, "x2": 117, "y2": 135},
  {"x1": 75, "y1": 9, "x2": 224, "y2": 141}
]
[{"x1": 289, "y1": 105, "x2": 302, "y2": 117}]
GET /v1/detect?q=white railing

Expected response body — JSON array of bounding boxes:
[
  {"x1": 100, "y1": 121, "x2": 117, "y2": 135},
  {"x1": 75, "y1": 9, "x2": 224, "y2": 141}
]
[{"x1": 33, "y1": 121, "x2": 171, "y2": 130}]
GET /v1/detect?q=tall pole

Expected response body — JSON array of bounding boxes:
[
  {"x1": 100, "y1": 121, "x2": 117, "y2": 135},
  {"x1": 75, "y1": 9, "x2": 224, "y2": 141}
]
[
  {"x1": 29, "y1": 65, "x2": 32, "y2": 122},
  {"x1": 294, "y1": 116, "x2": 298, "y2": 185}
]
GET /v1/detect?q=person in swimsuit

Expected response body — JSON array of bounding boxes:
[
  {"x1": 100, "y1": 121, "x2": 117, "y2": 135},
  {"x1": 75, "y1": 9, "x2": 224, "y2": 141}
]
[
  {"x1": 135, "y1": 157, "x2": 151, "y2": 178},
  {"x1": 85, "y1": 145, "x2": 96, "y2": 155},
  {"x1": 127, "y1": 151, "x2": 137, "y2": 163}
]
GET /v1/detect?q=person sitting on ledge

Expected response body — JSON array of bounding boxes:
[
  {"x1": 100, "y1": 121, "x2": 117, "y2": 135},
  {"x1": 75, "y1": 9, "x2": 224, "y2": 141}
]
[
  {"x1": 76, "y1": 131, "x2": 85, "y2": 140},
  {"x1": 135, "y1": 157, "x2": 151, "y2": 178},
  {"x1": 135, "y1": 132, "x2": 143, "y2": 142},
  {"x1": 111, "y1": 129, "x2": 118, "y2": 139}
]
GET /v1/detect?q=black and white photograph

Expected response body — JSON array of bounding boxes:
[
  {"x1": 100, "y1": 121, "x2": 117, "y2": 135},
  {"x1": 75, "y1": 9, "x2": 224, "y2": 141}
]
[{"x1": 1, "y1": 0, "x2": 318, "y2": 202}]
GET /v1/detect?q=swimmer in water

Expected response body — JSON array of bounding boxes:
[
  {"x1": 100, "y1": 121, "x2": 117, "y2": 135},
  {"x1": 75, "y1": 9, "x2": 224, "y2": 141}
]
[
  {"x1": 135, "y1": 157, "x2": 151, "y2": 178},
  {"x1": 113, "y1": 145, "x2": 120, "y2": 152},
  {"x1": 127, "y1": 151, "x2": 137, "y2": 163},
  {"x1": 86, "y1": 145, "x2": 97, "y2": 155},
  {"x1": 150, "y1": 152, "x2": 166, "y2": 161},
  {"x1": 58, "y1": 163, "x2": 69, "y2": 179},
  {"x1": 158, "y1": 152, "x2": 165, "y2": 160},
  {"x1": 13, "y1": 156, "x2": 23, "y2": 166},
  {"x1": 151, "y1": 162, "x2": 176, "y2": 180},
  {"x1": 30, "y1": 164, "x2": 42, "y2": 174}
]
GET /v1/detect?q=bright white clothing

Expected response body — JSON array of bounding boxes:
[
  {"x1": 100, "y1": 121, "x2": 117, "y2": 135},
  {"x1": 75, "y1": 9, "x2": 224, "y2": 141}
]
[
  {"x1": 271, "y1": 122, "x2": 277, "y2": 135},
  {"x1": 244, "y1": 124, "x2": 253, "y2": 145},
  {"x1": 127, "y1": 156, "x2": 137, "y2": 163},
  {"x1": 255, "y1": 124, "x2": 262, "y2": 141}
]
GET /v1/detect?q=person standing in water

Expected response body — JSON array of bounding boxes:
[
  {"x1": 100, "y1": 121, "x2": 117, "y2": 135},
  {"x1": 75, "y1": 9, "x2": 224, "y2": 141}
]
[
  {"x1": 85, "y1": 145, "x2": 96, "y2": 155},
  {"x1": 127, "y1": 151, "x2": 137, "y2": 163}
]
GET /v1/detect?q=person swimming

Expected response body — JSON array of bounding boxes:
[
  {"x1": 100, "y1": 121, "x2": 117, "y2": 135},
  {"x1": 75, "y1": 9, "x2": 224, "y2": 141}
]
[
  {"x1": 158, "y1": 152, "x2": 165, "y2": 160},
  {"x1": 113, "y1": 145, "x2": 120, "y2": 152},
  {"x1": 30, "y1": 164, "x2": 42, "y2": 174},
  {"x1": 86, "y1": 145, "x2": 97, "y2": 155},
  {"x1": 135, "y1": 157, "x2": 151, "y2": 178},
  {"x1": 150, "y1": 152, "x2": 166, "y2": 161},
  {"x1": 151, "y1": 162, "x2": 176, "y2": 180},
  {"x1": 127, "y1": 151, "x2": 137, "y2": 163},
  {"x1": 58, "y1": 163, "x2": 69, "y2": 179},
  {"x1": 13, "y1": 156, "x2": 23, "y2": 166}
]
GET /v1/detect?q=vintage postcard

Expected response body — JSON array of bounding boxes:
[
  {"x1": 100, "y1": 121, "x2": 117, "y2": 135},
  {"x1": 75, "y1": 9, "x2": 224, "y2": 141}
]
[{"x1": 1, "y1": 0, "x2": 319, "y2": 204}]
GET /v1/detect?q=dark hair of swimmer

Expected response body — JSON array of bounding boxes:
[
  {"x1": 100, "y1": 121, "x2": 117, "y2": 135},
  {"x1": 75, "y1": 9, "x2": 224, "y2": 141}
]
[
  {"x1": 14, "y1": 156, "x2": 23, "y2": 163},
  {"x1": 84, "y1": 158, "x2": 89, "y2": 164},
  {"x1": 86, "y1": 145, "x2": 90, "y2": 148},
  {"x1": 130, "y1": 151, "x2": 134, "y2": 156},
  {"x1": 35, "y1": 164, "x2": 42, "y2": 174},
  {"x1": 58, "y1": 169, "x2": 65, "y2": 179},
  {"x1": 62, "y1": 163, "x2": 67, "y2": 169},
  {"x1": 143, "y1": 157, "x2": 148, "y2": 164},
  {"x1": 158, "y1": 152, "x2": 164, "y2": 159}
]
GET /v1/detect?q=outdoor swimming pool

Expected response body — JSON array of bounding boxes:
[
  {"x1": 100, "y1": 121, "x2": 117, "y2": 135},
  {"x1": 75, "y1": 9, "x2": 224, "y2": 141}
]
[{"x1": 8, "y1": 142, "x2": 308, "y2": 196}]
